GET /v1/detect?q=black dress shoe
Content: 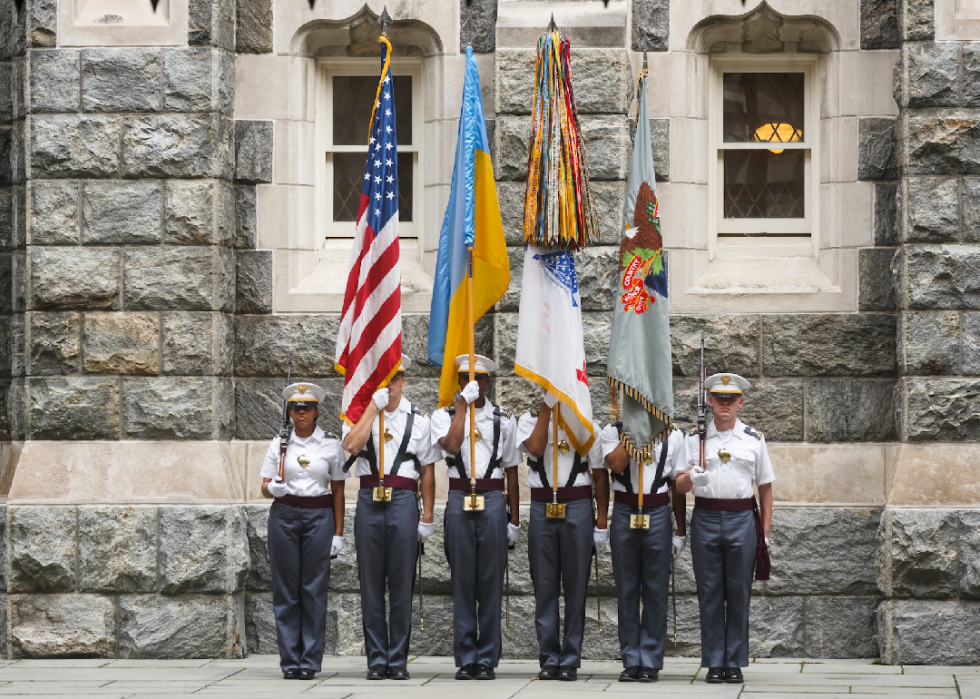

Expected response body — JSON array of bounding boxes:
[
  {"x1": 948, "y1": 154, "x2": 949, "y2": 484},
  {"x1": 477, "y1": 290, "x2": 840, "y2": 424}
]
[
  {"x1": 455, "y1": 664, "x2": 476, "y2": 680},
  {"x1": 557, "y1": 667, "x2": 577, "y2": 681},
  {"x1": 537, "y1": 665, "x2": 559, "y2": 680},
  {"x1": 705, "y1": 667, "x2": 725, "y2": 683},
  {"x1": 298, "y1": 669, "x2": 315, "y2": 680},
  {"x1": 618, "y1": 667, "x2": 639, "y2": 682},
  {"x1": 388, "y1": 667, "x2": 411, "y2": 680},
  {"x1": 724, "y1": 667, "x2": 743, "y2": 684},
  {"x1": 366, "y1": 666, "x2": 386, "y2": 680},
  {"x1": 283, "y1": 669, "x2": 300, "y2": 680},
  {"x1": 475, "y1": 664, "x2": 495, "y2": 680},
  {"x1": 638, "y1": 667, "x2": 659, "y2": 683}
]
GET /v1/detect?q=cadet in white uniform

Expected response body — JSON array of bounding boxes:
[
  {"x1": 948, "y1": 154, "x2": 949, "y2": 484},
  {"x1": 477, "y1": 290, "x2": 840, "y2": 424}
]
[
  {"x1": 430, "y1": 354, "x2": 521, "y2": 680},
  {"x1": 519, "y1": 395, "x2": 608, "y2": 681},
  {"x1": 676, "y1": 373, "x2": 774, "y2": 685},
  {"x1": 342, "y1": 355, "x2": 442, "y2": 681},
  {"x1": 262, "y1": 383, "x2": 348, "y2": 681},
  {"x1": 601, "y1": 423, "x2": 687, "y2": 682}
]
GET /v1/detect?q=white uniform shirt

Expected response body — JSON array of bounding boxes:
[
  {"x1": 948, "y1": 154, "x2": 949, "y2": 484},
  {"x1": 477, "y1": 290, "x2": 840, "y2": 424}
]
[
  {"x1": 600, "y1": 424, "x2": 683, "y2": 495},
  {"x1": 430, "y1": 400, "x2": 521, "y2": 479},
  {"x1": 260, "y1": 426, "x2": 348, "y2": 497},
  {"x1": 517, "y1": 411, "x2": 605, "y2": 488},
  {"x1": 678, "y1": 419, "x2": 775, "y2": 499},
  {"x1": 341, "y1": 397, "x2": 442, "y2": 480}
]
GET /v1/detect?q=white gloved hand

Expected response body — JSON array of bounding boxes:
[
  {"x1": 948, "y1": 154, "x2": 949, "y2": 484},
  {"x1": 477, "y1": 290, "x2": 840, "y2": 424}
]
[
  {"x1": 372, "y1": 388, "x2": 390, "y2": 410},
  {"x1": 460, "y1": 380, "x2": 480, "y2": 405},
  {"x1": 331, "y1": 536, "x2": 344, "y2": 557},
  {"x1": 544, "y1": 393, "x2": 558, "y2": 408},
  {"x1": 593, "y1": 526, "x2": 609, "y2": 550},
  {"x1": 689, "y1": 466, "x2": 710, "y2": 488},
  {"x1": 507, "y1": 522, "x2": 521, "y2": 547},
  {"x1": 268, "y1": 478, "x2": 288, "y2": 498},
  {"x1": 672, "y1": 534, "x2": 687, "y2": 558},
  {"x1": 765, "y1": 536, "x2": 771, "y2": 547},
  {"x1": 418, "y1": 520, "x2": 435, "y2": 542}
]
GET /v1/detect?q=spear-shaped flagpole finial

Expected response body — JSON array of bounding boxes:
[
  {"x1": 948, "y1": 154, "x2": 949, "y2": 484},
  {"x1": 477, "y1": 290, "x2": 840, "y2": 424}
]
[
  {"x1": 642, "y1": 30, "x2": 653, "y2": 70},
  {"x1": 379, "y1": 6, "x2": 392, "y2": 37},
  {"x1": 546, "y1": 13, "x2": 557, "y2": 33},
  {"x1": 461, "y1": 13, "x2": 472, "y2": 48}
]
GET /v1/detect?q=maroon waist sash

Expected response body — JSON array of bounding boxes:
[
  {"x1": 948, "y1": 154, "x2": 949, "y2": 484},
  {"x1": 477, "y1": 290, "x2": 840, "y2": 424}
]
[
  {"x1": 694, "y1": 496, "x2": 770, "y2": 581},
  {"x1": 360, "y1": 475, "x2": 418, "y2": 493},
  {"x1": 449, "y1": 477, "x2": 505, "y2": 492},
  {"x1": 614, "y1": 491, "x2": 669, "y2": 508},
  {"x1": 275, "y1": 494, "x2": 333, "y2": 509},
  {"x1": 530, "y1": 485, "x2": 592, "y2": 502}
]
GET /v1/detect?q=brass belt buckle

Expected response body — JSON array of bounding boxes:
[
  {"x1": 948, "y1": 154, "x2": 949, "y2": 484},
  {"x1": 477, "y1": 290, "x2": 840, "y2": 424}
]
[
  {"x1": 373, "y1": 486, "x2": 392, "y2": 502},
  {"x1": 545, "y1": 502, "x2": 566, "y2": 519},
  {"x1": 463, "y1": 493, "x2": 485, "y2": 511},
  {"x1": 630, "y1": 513, "x2": 650, "y2": 529}
]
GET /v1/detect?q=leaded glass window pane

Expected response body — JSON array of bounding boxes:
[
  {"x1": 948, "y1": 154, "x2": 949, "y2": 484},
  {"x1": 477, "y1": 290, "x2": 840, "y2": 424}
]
[
  {"x1": 723, "y1": 73, "x2": 804, "y2": 145},
  {"x1": 332, "y1": 152, "x2": 413, "y2": 223},
  {"x1": 724, "y1": 149, "x2": 804, "y2": 219}
]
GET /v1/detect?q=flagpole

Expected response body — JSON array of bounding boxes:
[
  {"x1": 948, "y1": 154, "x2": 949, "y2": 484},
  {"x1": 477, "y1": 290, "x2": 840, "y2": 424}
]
[
  {"x1": 552, "y1": 403, "x2": 560, "y2": 504},
  {"x1": 466, "y1": 246, "x2": 479, "y2": 509}
]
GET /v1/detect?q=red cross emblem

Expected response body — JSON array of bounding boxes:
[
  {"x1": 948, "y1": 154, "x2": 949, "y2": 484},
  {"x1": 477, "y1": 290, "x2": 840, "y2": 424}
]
[{"x1": 576, "y1": 361, "x2": 589, "y2": 386}]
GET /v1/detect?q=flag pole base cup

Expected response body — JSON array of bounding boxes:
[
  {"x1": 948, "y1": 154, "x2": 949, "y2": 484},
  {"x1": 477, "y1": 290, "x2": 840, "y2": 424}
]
[
  {"x1": 630, "y1": 514, "x2": 650, "y2": 529},
  {"x1": 463, "y1": 493, "x2": 485, "y2": 511},
  {"x1": 546, "y1": 502, "x2": 566, "y2": 519},
  {"x1": 373, "y1": 487, "x2": 393, "y2": 502}
]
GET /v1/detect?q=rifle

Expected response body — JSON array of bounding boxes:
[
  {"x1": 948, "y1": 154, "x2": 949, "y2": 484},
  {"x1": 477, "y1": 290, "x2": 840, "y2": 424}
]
[
  {"x1": 277, "y1": 353, "x2": 294, "y2": 480},
  {"x1": 697, "y1": 333, "x2": 706, "y2": 472},
  {"x1": 418, "y1": 498, "x2": 425, "y2": 633}
]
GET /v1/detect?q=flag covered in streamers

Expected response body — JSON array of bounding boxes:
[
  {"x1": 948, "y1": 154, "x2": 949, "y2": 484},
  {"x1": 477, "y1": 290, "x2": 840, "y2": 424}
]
[
  {"x1": 427, "y1": 46, "x2": 510, "y2": 408},
  {"x1": 514, "y1": 246, "x2": 594, "y2": 454},
  {"x1": 335, "y1": 36, "x2": 403, "y2": 426},
  {"x1": 606, "y1": 70, "x2": 673, "y2": 461},
  {"x1": 522, "y1": 30, "x2": 599, "y2": 252}
]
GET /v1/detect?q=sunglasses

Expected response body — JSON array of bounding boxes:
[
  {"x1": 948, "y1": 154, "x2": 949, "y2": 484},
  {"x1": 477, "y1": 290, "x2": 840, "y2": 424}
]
[
  {"x1": 711, "y1": 395, "x2": 741, "y2": 404},
  {"x1": 289, "y1": 404, "x2": 318, "y2": 412}
]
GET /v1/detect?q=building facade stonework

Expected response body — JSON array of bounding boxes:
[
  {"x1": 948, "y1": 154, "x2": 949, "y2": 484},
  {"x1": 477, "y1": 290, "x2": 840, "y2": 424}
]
[{"x1": 0, "y1": 0, "x2": 975, "y2": 663}]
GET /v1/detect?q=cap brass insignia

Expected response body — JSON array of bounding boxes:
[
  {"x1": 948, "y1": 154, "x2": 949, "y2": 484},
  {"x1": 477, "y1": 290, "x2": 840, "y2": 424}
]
[
  {"x1": 721, "y1": 375, "x2": 731, "y2": 386},
  {"x1": 298, "y1": 455, "x2": 310, "y2": 468},
  {"x1": 717, "y1": 448, "x2": 731, "y2": 463},
  {"x1": 298, "y1": 384, "x2": 308, "y2": 394}
]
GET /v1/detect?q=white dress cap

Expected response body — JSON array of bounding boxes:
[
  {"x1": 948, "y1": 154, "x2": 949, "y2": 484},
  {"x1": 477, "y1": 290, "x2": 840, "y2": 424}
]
[
  {"x1": 398, "y1": 353, "x2": 412, "y2": 371},
  {"x1": 454, "y1": 353, "x2": 497, "y2": 374},
  {"x1": 282, "y1": 382, "x2": 326, "y2": 403},
  {"x1": 704, "y1": 373, "x2": 751, "y2": 395}
]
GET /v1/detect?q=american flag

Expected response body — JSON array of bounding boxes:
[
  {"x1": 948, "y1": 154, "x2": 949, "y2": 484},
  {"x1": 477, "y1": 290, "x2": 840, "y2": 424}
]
[{"x1": 335, "y1": 39, "x2": 402, "y2": 426}]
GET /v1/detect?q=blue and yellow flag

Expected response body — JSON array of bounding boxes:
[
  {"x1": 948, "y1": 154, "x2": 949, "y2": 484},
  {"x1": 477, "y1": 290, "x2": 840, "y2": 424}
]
[{"x1": 427, "y1": 46, "x2": 510, "y2": 407}]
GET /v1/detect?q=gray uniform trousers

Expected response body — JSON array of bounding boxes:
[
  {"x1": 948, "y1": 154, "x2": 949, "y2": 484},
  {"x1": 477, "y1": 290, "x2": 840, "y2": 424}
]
[
  {"x1": 609, "y1": 501, "x2": 671, "y2": 669},
  {"x1": 444, "y1": 489, "x2": 507, "y2": 668},
  {"x1": 690, "y1": 508, "x2": 756, "y2": 668},
  {"x1": 354, "y1": 487, "x2": 419, "y2": 670},
  {"x1": 528, "y1": 497, "x2": 594, "y2": 669},
  {"x1": 268, "y1": 502, "x2": 335, "y2": 672}
]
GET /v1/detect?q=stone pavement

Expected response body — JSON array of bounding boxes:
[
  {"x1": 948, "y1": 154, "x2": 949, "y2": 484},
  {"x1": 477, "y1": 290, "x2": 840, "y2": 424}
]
[{"x1": 0, "y1": 656, "x2": 976, "y2": 698}]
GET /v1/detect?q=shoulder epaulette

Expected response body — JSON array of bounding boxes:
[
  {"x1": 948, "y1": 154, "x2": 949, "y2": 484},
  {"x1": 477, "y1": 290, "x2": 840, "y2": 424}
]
[
  {"x1": 744, "y1": 425, "x2": 763, "y2": 440},
  {"x1": 446, "y1": 406, "x2": 456, "y2": 416},
  {"x1": 494, "y1": 406, "x2": 513, "y2": 419},
  {"x1": 687, "y1": 426, "x2": 699, "y2": 437},
  {"x1": 411, "y1": 403, "x2": 427, "y2": 417},
  {"x1": 530, "y1": 409, "x2": 539, "y2": 418},
  {"x1": 324, "y1": 431, "x2": 339, "y2": 440}
]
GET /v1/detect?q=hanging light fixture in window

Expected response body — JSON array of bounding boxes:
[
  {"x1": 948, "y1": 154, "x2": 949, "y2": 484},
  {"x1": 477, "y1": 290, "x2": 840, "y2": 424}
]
[{"x1": 753, "y1": 122, "x2": 801, "y2": 155}]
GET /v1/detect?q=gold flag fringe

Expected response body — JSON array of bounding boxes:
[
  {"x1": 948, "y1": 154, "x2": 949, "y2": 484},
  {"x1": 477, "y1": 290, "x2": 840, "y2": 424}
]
[{"x1": 606, "y1": 376, "x2": 672, "y2": 463}]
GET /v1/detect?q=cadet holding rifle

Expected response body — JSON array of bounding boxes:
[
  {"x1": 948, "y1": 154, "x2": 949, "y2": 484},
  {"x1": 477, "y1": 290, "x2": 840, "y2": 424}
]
[
  {"x1": 262, "y1": 382, "x2": 348, "y2": 681},
  {"x1": 676, "y1": 368, "x2": 774, "y2": 685}
]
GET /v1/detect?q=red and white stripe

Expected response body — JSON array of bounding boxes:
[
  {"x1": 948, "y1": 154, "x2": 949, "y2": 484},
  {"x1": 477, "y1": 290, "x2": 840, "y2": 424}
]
[{"x1": 335, "y1": 196, "x2": 402, "y2": 425}]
